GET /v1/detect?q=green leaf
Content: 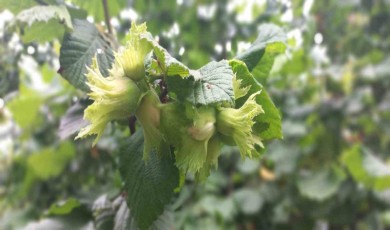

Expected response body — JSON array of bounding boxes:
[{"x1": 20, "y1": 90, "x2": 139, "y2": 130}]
[
  {"x1": 236, "y1": 24, "x2": 286, "y2": 82},
  {"x1": 143, "y1": 34, "x2": 190, "y2": 77},
  {"x1": 114, "y1": 201, "x2": 137, "y2": 230},
  {"x1": 114, "y1": 201, "x2": 174, "y2": 230},
  {"x1": 69, "y1": 0, "x2": 126, "y2": 22},
  {"x1": 92, "y1": 195, "x2": 115, "y2": 230},
  {"x1": 267, "y1": 143, "x2": 300, "y2": 176},
  {"x1": 167, "y1": 60, "x2": 234, "y2": 105},
  {"x1": 58, "y1": 99, "x2": 90, "y2": 140},
  {"x1": 195, "y1": 195, "x2": 236, "y2": 221},
  {"x1": 251, "y1": 42, "x2": 286, "y2": 84},
  {"x1": 119, "y1": 130, "x2": 179, "y2": 230},
  {"x1": 229, "y1": 59, "x2": 282, "y2": 140},
  {"x1": 23, "y1": 217, "x2": 89, "y2": 230},
  {"x1": 59, "y1": 19, "x2": 114, "y2": 91},
  {"x1": 21, "y1": 20, "x2": 63, "y2": 43},
  {"x1": 47, "y1": 198, "x2": 81, "y2": 216},
  {"x1": 297, "y1": 166, "x2": 346, "y2": 201},
  {"x1": 342, "y1": 145, "x2": 390, "y2": 191},
  {"x1": 20, "y1": 142, "x2": 76, "y2": 197},
  {"x1": 7, "y1": 86, "x2": 42, "y2": 129},
  {"x1": 89, "y1": 196, "x2": 173, "y2": 230},
  {"x1": 23, "y1": 205, "x2": 92, "y2": 230},
  {"x1": 236, "y1": 23, "x2": 286, "y2": 70},
  {"x1": 0, "y1": 0, "x2": 35, "y2": 14},
  {"x1": 233, "y1": 188, "x2": 264, "y2": 215},
  {"x1": 148, "y1": 209, "x2": 173, "y2": 230},
  {"x1": 27, "y1": 142, "x2": 75, "y2": 180},
  {"x1": 253, "y1": 89, "x2": 283, "y2": 140},
  {"x1": 15, "y1": 5, "x2": 72, "y2": 43},
  {"x1": 66, "y1": 6, "x2": 88, "y2": 20}
]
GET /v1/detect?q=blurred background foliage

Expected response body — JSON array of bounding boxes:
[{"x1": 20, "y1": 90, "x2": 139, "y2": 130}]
[{"x1": 0, "y1": 0, "x2": 390, "y2": 229}]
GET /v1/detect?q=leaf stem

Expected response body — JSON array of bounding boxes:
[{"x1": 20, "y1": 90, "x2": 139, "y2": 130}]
[{"x1": 102, "y1": 0, "x2": 113, "y2": 35}]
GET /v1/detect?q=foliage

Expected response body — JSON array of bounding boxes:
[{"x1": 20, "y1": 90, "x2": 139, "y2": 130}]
[{"x1": 1, "y1": 0, "x2": 390, "y2": 229}]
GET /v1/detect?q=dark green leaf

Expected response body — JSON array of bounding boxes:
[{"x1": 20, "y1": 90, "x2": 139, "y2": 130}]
[
  {"x1": 119, "y1": 130, "x2": 179, "y2": 230},
  {"x1": 167, "y1": 60, "x2": 234, "y2": 105},
  {"x1": 114, "y1": 200, "x2": 174, "y2": 230},
  {"x1": 114, "y1": 201, "x2": 137, "y2": 230},
  {"x1": 59, "y1": 19, "x2": 114, "y2": 91}
]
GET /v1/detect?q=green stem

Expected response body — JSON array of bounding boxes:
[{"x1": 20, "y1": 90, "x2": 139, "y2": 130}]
[{"x1": 102, "y1": 0, "x2": 113, "y2": 35}]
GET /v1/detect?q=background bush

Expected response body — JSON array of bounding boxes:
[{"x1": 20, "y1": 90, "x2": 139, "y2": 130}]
[{"x1": 0, "y1": 0, "x2": 389, "y2": 229}]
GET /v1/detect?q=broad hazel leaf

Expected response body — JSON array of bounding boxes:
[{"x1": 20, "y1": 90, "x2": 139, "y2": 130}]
[
  {"x1": 167, "y1": 60, "x2": 234, "y2": 105},
  {"x1": 0, "y1": 0, "x2": 36, "y2": 14},
  {"x1": 236, "y1": 23, "x2": 286, "y2": 71},
  {"x1": 119, "y1": 130, "x2": 179, "y2": 230},
  {"x1": 236, "y1": 24, "x2": 286, "y2": 83},
  {"x1": 114, "y1": 198, "x2": 174, "y2": 230},
  {"x1": 15, "y1": 5, "x2": 73, "y2": 43},
  {"x1": 59, "y1": 19, "x2": 114, "y2": 91},
  {"x1": 252, "y1": 42, "x2": 286, "y2": 84}
]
